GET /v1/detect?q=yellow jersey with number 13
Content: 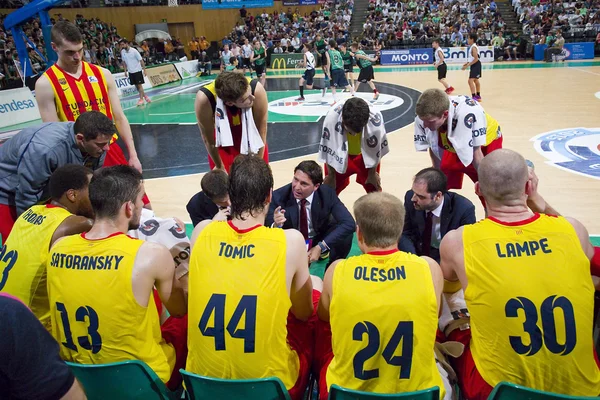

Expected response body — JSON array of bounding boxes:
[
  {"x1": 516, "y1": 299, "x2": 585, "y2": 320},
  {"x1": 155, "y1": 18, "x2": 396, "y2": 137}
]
[
  {"x1": 464, "y1": 214, "x2": 600, "y2": 395},
  {"x1": 327, "y1": 250, "x2": 444, "y2": 397},
  {"x1": 186, "y1": 221, "x2": 299, "y2": 390},
  {"x1": 47, "y1": 232, "x2": 175, "y2": 383},
  {"x1": 0, "y1": 204, "x2": 71, "y2": 330}
]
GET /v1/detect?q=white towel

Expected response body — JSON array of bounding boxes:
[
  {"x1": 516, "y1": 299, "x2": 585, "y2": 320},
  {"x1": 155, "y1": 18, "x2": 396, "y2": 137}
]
[
  {"x1": 414, "y1": 96, "x2": 487, "y2": 167},
  {"x1": 318, "y1": 99, "x2": 389, "y2": 174},
  {"x1": 215, "y1": 96, "x2": 264, "y2": 155}
]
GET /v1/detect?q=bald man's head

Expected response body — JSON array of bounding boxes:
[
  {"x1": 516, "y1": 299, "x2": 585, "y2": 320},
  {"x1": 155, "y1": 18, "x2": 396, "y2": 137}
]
[{"x1": 477, "y1": 149, "x2": 529, "y2": 205}]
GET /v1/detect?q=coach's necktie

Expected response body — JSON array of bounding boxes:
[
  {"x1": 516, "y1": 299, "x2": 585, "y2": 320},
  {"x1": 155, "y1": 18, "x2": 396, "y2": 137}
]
[
  {"x1": 299, "y1": 199, "x2": 309, "y2": 240},
  {"x1": 421, "y1": 211, "x2": 433, "y2": 257}
]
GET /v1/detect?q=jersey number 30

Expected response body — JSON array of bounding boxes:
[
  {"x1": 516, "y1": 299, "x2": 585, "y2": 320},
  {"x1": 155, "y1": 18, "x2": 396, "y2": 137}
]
[
  {"x1": 505, "y1": 295, "x2": 577, "y2": 356},
  {"x1": 353, "y1": 321, "x2": 414, "y2": 380},
  {"x1": 199, "y1": 294, "x2": 257, "y2": 353}
]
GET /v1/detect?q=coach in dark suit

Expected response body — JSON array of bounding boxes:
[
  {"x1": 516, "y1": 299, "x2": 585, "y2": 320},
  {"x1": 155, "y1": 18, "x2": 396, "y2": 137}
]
[
  {"x1": 186, "y1": 169, "x2": 230, "y2": 226},
  {"x1": 266, "y1": 160, "x2": 355, "y2": 265},
  {"x1": 399, "y1": 168, "x2": 476, "y2": 262}
]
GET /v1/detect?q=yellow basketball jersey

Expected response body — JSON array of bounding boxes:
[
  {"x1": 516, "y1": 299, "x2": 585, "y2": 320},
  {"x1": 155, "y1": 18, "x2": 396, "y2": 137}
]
[
  {"x1": 347, "y1": 132, "x2": 362, "y2": 156},
  {"x1": 326, "y1": 250, "x2": 444, "y2": 397},
  {"x1": 0, "y1": 205, "x2": 71, "y2": 330},
  {"x1": 463, "y1": 214, "x2": 600, "y2": 395},
  {"x1": 186, "y1": 221, "x2": 299, "y2": 389},
  {"x1": 47, "y1": 233, "x2": 176, "y2": 383}
]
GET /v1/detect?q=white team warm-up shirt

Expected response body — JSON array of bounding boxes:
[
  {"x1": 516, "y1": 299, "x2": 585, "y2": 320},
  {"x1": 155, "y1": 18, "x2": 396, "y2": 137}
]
[{"x1": 414, "y1": 95, "x2": 487, "y2": 167}]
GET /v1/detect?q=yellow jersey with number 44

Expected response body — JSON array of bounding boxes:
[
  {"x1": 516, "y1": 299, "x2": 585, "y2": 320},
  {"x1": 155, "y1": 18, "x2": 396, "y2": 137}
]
[
  {"x1": 0, "y1": 204, "x2": 71, "y2": 330},
  {"x1": 326, "y1": 250, "x2": 444, "y2": 397},
  {"x1": 186, "y1": 221, "x2": 299, "y2": 390},
  {"x1": 47, "y1": 232, "x2": 175, "y2": 383},
  {"x1": 464, "y1": 214, "x2": 600, "y2": 395}
]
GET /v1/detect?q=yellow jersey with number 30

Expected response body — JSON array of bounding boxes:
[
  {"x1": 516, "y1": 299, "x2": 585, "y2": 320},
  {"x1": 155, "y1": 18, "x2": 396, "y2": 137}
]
[
  {"x1": 47, "y1": 232, "x2": 175, "y2": 383},
  {"x1": 464, "y1": 214, "x2": 600, "y2": 395},
  {"x1": 326, "y1": 250, "x2": 444, "y2": 397},
  {"x1": 186, "y1": 221, "x2": 299, "y2": 390},
  {"x1": 0, "y1": 205, "x2": 71, "y2": 330}
]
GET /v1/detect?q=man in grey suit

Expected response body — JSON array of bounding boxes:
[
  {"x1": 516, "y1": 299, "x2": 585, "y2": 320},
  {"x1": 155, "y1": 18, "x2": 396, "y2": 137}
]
[{"x1": 399, "y1": 167, "x2": 476, "y2": 262}]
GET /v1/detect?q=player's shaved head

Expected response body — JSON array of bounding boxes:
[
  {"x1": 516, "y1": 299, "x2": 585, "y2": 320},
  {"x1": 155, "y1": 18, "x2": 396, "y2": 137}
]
[
  {"x1": 416, "y1": 88, "x2": 449, "y2": 118},
  {"x1": 354, "y1": 192, "x2": 405, "y2": 248},
  {"x1": 478, "y1": 149, "x2": 529, "y2": 205}
]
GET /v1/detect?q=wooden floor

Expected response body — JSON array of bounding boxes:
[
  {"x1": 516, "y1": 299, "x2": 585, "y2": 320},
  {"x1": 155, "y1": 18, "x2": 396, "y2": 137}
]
[{"x1": 145, "y1": 62, "x2": 600, "y2": 234}]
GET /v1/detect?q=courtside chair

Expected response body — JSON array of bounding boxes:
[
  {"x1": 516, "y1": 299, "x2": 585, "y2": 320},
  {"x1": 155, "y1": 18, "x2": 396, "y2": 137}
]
[
  {"x1": 488, "y1": 382, "x2": 599, "y2": 400},
  {"x1": 66, "y1": 360, "x2": 181, "y2": 400},
  {"x1": 179, "y1": 369, "x2": 292, "y2": 400},
  {"x1": 328, "y1": 384, "x2": 440, "y2": 400}
]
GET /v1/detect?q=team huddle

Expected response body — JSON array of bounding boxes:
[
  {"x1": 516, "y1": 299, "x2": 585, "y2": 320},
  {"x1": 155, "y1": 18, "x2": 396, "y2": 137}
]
[{"x1": 1, "y1": 19, "x2": 600, "y2": 400}]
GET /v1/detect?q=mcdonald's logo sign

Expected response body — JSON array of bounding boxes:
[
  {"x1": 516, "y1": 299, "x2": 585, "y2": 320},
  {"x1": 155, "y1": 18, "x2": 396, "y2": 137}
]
[{"x1": 271, "y1": 56, "x2": 288, "y2": 69}]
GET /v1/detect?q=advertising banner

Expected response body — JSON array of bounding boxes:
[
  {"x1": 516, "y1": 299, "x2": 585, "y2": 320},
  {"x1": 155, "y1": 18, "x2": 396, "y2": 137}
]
[
  {"x1": 202, "y1": 0, "x2": 273, "y2": 9},
  {"x1": 174, "y1": 60, "x2": 199, "y2": 79},
  {"x1": 283, "y1": 0, "x2": 299, "y2": 5},
  {"x1": 442, "y1": 46, "x2": 494, "y2": 63},
  {"x1": 380, "y1": 48, "x2": 433, "y2": 65},
  {"x1": 270, "y1": 52, "x2": 317, "y2": 69},
  {"x1": 0, "y1": 87, "x2": 41, "y2": 129},
  {"x1": 533, "y1": 42, "x2": 594, "y2": 61},
  {"x1": 113, "y1": 71, "x2": 152, "y2": 97},
  {"x1": 146, "y1": 63, "x2": 182, "y2": 87}
]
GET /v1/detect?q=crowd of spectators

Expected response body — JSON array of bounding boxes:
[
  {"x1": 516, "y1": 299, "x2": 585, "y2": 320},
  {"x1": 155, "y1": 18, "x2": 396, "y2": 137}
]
[
  {"x1": 0, "y1": 12, "x2": 196, "y2": 90},
  {"x1": 360, "y1": 0, "x2": 506, "y2": 48},
  {"x1": 515, "y1": 0, "x2": 600, "y2": 42},
  {"x1": 218, "y1": 1, "x2": 353, "y2": 62}
]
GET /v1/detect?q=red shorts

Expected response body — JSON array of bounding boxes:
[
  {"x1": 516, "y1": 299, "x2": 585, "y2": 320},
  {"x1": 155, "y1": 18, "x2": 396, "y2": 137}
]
[
  {"x1": 440, "y1": 135, "x2": 503, "y2": 190},
  {"x1": 447, "y1": 329, "x2": 494, "y2": 400},
  {"x1": 103, "y1": 142, "x2": 150, "y2": 206},
  {"x1": 161, "y1": 314, "x2": 188, "y2": 390},
  {"x1": 287, "y1": 289, "x2": 320, "y2": 400},
  {"x1": 208, "y1": 144, "x2": 269, "y2": 173},
  {"x1": 324, "y1": 154, "x2": 381, "y2": 195},
  {"x1": 0, "y1": 204, "x2": 17, "y2": 244},
  {"x1": 314, "y1": 319, "x2": 334, "y2": 400}
]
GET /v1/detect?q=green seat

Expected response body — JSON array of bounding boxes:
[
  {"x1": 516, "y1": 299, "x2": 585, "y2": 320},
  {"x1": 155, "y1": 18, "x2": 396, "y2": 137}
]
[
  {"x1": 66, "y1": 360, "x2": 180, "y2": 400},
  {"x1": 328, "y1": 384, "x2": 440, "y2": 399},
  {"x1": 488, "y1": 381, "x2": 599, "y2": 400},
  {"x1": 179, "y1": 369, "x2": 291, "y2": 400}
]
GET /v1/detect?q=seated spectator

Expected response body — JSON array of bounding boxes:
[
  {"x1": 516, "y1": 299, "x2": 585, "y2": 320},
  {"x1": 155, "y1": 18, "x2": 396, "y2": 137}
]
[
  {"x1": 545, "y1": 29, "x2": 566, "y2": 61},
  {"x1": 197, "y1": 51, "x2": 212, "y2": 76},
  {"x1": 47, "y1": 166, "x2": 187, "y2": 390},
  {"x1": 491, "y1": 31, "x2": 505, "y2": 60},
  {"x1": 440, "y1": 149, "x2": 600, "y2": 399},
  {"x1": 1, "y1": 165, "x2": 94, "y2": 330},
  {"x1": 187, "y1": 156, "x2": 320, "y2": 400},
  {"x1": 186, "y1": 169, "x2": 230, "y2": 226},
  {"x1": 315, "y1": 192, "x2": 452, "y2": 399},
  {"x1": 266, "y1": 161, "x2": 355, "y2": 266},
  {"x1": 0, "y1": 294, "x2": 86, "y2": 400},
  {"x1": 399, "y1": 168, "x2": 475, "y2": 263}
]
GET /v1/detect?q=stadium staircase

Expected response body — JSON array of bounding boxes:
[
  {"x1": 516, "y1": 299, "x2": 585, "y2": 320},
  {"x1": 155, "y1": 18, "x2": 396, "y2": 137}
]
[
  {"x1": 495, "y1": 0, "x2": 522, "y2": 33},
  {"x1": 350, "y1": 0, "x2": 370, "y2": 40}
]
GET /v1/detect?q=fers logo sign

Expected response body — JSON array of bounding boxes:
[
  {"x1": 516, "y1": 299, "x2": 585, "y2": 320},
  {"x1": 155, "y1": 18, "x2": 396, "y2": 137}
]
[{"x1": 531, "y1": 127, "x2": 600, "y2": 180}]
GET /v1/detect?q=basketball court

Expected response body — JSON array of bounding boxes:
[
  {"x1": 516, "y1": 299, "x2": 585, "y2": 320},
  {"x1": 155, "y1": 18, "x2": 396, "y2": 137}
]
[{"x1": 2, "y1": 60, "x2": 600, "y2": 241}]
